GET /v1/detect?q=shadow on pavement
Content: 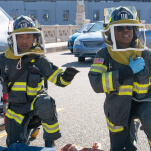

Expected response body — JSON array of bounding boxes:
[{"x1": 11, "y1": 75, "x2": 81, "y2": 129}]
[
  {"x1": 62, "y1": 58, "x2": 93, "y2": 68},
  {"x1": 60, "y1": 52, "x2": 73, "y2": 55}
]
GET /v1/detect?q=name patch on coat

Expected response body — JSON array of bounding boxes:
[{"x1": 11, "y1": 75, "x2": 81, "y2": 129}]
[{"x1": 93, "y1": 58, "x2": 104, "y2": 64}]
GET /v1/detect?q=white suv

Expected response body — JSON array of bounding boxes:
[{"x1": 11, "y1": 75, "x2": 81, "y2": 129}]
[{"x1": 0, "y1": 7, "x2": 14, "y2": 52}]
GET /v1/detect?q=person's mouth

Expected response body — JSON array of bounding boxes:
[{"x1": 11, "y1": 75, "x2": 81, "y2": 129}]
[
  {"x1": 123, "y1": 34, "x2": 129, "y2": 38},
  {"x1": 21, "y1": 45, "x2": 28, "y2": 49}
]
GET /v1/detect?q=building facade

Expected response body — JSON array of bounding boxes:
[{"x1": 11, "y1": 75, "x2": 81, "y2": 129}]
[{"x1": 0, "y1": 0, "x2": 151, "y2": 25}]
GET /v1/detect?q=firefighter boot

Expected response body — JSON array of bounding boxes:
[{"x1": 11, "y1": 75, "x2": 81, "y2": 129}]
[{"x1": 45, "y1": 140, "x2": 55, "y2": 147}]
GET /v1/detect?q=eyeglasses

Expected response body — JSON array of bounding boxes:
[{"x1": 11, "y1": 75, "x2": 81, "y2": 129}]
[{"x1": 115, "y1": 26, "x2": 133, "y2": 32}]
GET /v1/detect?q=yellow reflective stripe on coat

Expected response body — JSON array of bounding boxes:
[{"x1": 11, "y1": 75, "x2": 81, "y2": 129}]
[
  {"x1": 133, "y1": 82, "x2": 149, "y2": 94},
  {"x1": 149, "y1": 77, "x2": 151, "y2": 85},
  {"x1": 27, "y1": 86, "x2": 37, "y2": 95},
  {"x1": 8, "y1": 82, "x2": 26, "y2": 91},
  {"x1": 60, "y1": 77, "x2": 71, "y2": 85},
  {"x1": 6, "y1": 109, "x2": 24, "y2": 124},
  {"x1": 106, "y1": 117, "x2": 124, "y2": 133},
  {"x1": 102, "y1": 72, "x2": 114, "y2": 92},
  {"x1": 27, "y1": 81, "x2": 43, "y2": 95},
  {"x1": 42, "y1": 122, "x2": 60, "y2": 133},
  {"x1": 37, "y1": 80, "x2": 43, "y2": 91},
  {"x1": 48, "y1": 69, "x2": 63, "y2": 84},
  {"x1": 90, "y1": 64, "x2": 107, "y2": 73},
  {"x1": 117, "y1": 85, "x2": 133, "y2": 96}
]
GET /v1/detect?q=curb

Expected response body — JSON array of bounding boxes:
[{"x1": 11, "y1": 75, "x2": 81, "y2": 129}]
[
  {"x1": 46, "y1": 45, "x2": 68, "y2": 53},
  {"x1": 45, "y1": 42, "x2": 68, "y2": 53}
]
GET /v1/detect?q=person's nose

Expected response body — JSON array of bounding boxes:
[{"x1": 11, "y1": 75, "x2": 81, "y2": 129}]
[{"x1": 23, "y1": 38, "x2": 27, "y2": 43}]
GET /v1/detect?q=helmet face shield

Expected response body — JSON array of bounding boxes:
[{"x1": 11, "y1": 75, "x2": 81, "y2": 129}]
[
  {"x1": 102, "y1": 23, "x2": 146, "y2": 51},
  {"x1": 8, "y1": 31, "x2": 46, "y2": 56}
]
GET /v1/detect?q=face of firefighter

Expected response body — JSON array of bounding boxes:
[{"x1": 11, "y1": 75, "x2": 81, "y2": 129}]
[
  {"x1": 16, "y1": 34, "x2": 36, "y2": 52},
  {"x1": 114, "y1": 26, "x2": 133, "y2": 49}
]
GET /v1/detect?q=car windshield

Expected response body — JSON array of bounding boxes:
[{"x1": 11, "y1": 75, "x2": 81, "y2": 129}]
[
  {"x1": 78, "y1": 23, "x2": 94, "y2": 33},
  {"x1": 88, "y1": 22, "x2": 104, "y2": 32}
]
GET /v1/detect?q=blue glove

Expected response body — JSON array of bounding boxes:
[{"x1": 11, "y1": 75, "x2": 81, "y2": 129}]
[{"x1": 129, "y1": 57, "x2": 145, "y2": 74}]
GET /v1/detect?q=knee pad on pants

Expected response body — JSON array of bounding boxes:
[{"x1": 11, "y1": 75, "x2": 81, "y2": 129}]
[{"x1": 35, "y1": 95, "x2": 57, "y2": 120}]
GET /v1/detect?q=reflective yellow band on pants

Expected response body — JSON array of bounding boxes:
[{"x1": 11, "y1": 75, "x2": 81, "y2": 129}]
[
  {"x1": 102, "y1": 72, "x2": 114, "y2": 92},
  {"x1": 6, "y1": 109, "x2": 24, "y2": 124},
  {"x1": 42, "y1": 122, "x2": 60, "y2": 133},
  {"x1": 133, "y1": 82, "x2": 149, "y2": 94},
  {"x1": 106, "y1": 117, "x2": 124, "y2": 133},
  {"x1": 117, "y1": 85, "x2": 133, "y2": 96},
  {"x1": 30, "y1": 94, "x2": 47, "y2": 111},
  {"x1": 90, "y1": 64, "x2": 107, "y2": 73},
  {"x1": 48, "y1": 69, "x2": 63, "y2": 84},
  {"x1": 148, "y1": 138, "x2": 151, "y2": 146}
]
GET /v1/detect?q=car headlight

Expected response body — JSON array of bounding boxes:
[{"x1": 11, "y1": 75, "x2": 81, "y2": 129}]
[
  {"x1": 68, "y1": 36, "x2": 72, "y2": 41},
  {"x1": 74, "y1": 39, "x2": 81, "y2": 45}
]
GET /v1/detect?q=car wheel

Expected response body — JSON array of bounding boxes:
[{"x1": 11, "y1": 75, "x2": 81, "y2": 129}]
[
  {"x1": 70, "y1": 49, "x2": 73, "y2": 53},
  {"x1": 78, "y1": 57, "x2": 85, "y2": 62}
]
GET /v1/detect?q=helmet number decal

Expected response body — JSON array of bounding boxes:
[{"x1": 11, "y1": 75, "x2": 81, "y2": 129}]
[
  {"x1": 20, "y1": 22, "x2": 28, "y2": 28},
  {"x1": 121, "y1": 14, "x2": 128, "y2": 19}
]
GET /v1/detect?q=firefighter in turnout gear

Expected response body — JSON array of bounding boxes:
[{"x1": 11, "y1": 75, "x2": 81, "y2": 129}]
[
  {"x1": 0, "y1": 15, "x2": 79, "y2": 147},
  {"x1": 88, "y1": 6, "x2": 151, "y2": 151}
]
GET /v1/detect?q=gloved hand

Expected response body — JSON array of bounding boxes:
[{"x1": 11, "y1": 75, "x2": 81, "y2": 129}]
[
  {"x1": 61, "y1": 67, "x2": 79, "y2": 81},
  {"x1": 129, "y1": 57, "x2": 145, "y2": 74}
]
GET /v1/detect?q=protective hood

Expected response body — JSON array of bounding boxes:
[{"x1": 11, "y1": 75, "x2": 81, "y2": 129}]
[
  {"x1": 107, "y1": 45, "x2": 142, "y2": 65},
  {"x1": 5, "y1": 47, "x2": 44, "y2": 60}
]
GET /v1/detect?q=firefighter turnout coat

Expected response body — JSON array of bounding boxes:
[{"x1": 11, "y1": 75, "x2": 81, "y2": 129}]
[
  {"x1": 88, "y1": 47, "x2": 151, "y2": 133},
  {"x1": 0, "y1": 48, "x2": 72, "y2": 146}
]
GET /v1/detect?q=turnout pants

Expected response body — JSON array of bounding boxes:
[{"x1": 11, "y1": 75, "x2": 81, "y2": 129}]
[
  {"x1": 5, "y1": 94, "x2": 61, "y2": 147},
  {"x1": 109, "y1": 101, "x2": 151, "y2": 151}
]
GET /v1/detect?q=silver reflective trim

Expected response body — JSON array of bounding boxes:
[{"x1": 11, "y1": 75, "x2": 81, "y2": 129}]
[
  {"x1": 133, "y1": 85, "x2": 148, "y2": 91},
  {"x1": 105, "y1": 72, "x2": 110, "y2": 92},
  {"x1": 6, "y1": 110, "x2": 23, "y2": 123},
  {"x1": 50, "y1": 69, "x2": 63, "y2": 83},
  {"x1": 43, "y1": 124, "x2": 59, "y2": 131},
  {"x1": 91, "y1": 66, "x2": 107, "y2": 73}
]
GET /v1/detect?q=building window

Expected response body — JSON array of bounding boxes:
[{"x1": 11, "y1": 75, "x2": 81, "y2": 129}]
[
  {"x1": 43, "y1": 10, "x2": 49, "y2": 21},
  {"x1": 63, "y1": 10, "x2": 69, "y2": 21},
  {"x1": 93, "y1": 10, "x2": 99, "y2": 21},
  {"x1": 29, "y1": 10, "x2": 37, "y2": 20}
]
